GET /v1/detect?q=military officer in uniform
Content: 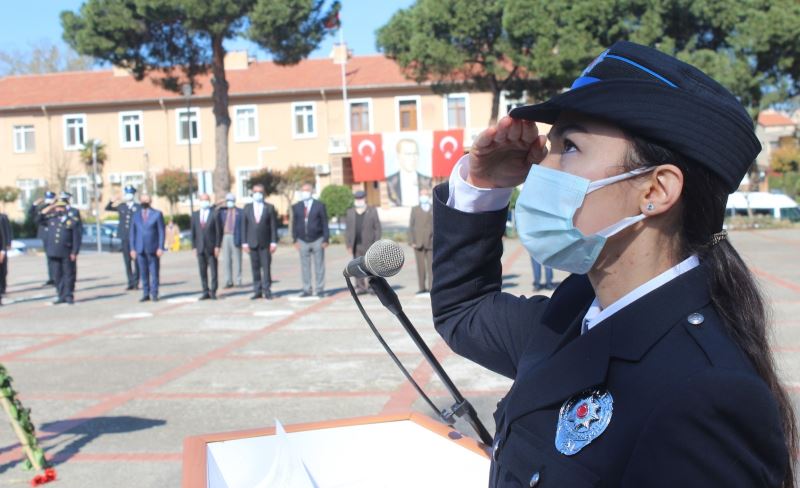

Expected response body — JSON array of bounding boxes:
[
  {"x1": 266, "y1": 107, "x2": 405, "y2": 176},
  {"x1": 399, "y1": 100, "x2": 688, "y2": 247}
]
[
  {"x1": 59, "y1": 191, "x2": 82, "y2": 221},
  {"x1": 0, "y1": 209, "x2": 9, "y2": 305},
  {"x1": 432, "y1": 42, "x2": 794, "y2": 487},
  {"x1": 39, "y1": 200, "x2": 81, "y2": 304},
  {"x1": 29, "y1": 190, "x2": 56, "y2": 285},
  {"x1": 105, "y1": 185, "x2": 140, "y2": 290}
]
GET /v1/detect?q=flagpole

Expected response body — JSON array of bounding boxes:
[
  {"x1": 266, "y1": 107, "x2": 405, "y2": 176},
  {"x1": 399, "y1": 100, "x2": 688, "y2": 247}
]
[{"x1": 339, "y1": 27, "x2": 350, "y2": 151}]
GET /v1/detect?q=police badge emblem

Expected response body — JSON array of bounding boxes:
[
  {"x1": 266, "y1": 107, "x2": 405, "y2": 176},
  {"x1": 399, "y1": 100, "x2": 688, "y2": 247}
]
[{"x1": 555, "y1": 388, "x2": 613, "y2": 456}]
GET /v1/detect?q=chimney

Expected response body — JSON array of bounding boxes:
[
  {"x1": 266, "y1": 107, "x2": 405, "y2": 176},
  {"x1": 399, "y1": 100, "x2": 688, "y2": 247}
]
[
  {"x1": 112, "y1": 65, "x2": 131, "y2": 77},
  {"x1": 224, "y1": 51, "x2": 250, "y2": 71},
  {"x1": 330, "y1": 43, "x2": 350, "y2": 65}
]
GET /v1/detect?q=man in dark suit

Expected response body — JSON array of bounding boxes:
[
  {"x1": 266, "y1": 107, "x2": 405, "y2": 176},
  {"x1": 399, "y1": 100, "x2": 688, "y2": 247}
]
[
  {"x1": 408, "y1": 188, "x2": 434, "y2": 294},
  {"x1": 241, "y1": 184, "x2": 278, "y2": 300},
  {"x1": 292, "y1": 182, "x2": 330, "y2": 297},
  {"x1": 0, "y1": 210, "x2": 9, "y2": 305},
  {"x1": 29, "y1": 190, "x2": 55, "y2": 285},
  {"x1": 39, "y1": 200, "x2": 81, "y2": 304},
  {"x1": 191, "y1": 193, "x2": 221, "y2": 300},
  {"x1": 345, "y1": 190, "x2": 381, "y2": 294},
  {"x1": 129, "y1": 194, "x2": 165, "y2": 302},
  {"x1": 105, "y1": 185, "x2": 140, "y2": 290},
  {"x1": 217, "y1": 192, "x2": 243, "y2": 288},
  {"x1": 0, "y1": 211, "x2": 12, "y2": 298}
]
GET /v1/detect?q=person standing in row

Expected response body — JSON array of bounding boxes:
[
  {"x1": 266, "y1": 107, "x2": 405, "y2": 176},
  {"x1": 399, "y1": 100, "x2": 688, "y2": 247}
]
[
  {"x1": 60, "y1": 191, "x2": 82, "y2": 222},
  {"x1": 292, "y1": 182, "x2": 329, "y2": 298},
  {"x1": 191, "y1": 194, "x2": 221, "y2": 300},
  {"x1": 0, "y1": 210, "x2": 11, "y2": 298},
  {"x1": 530, "y1": 256, "x2": 554, "y2": 291},
  {"x1": 105, "y1": 185, "x2": 140, "y2": 290},
  {"x1": 241, "y1": 184, "x2": 278, "y2": 300},
  {"x1": 217, "y1": 193, "x2": 243, "y2": 288},
  {"x1": 345, "y1": 190, "x2": 381, "y2": 295},
  {"x1": 29, "y1": 191, "x2": 55, "y2": 286},
  {"x1": 408, "y1": 188, "x2": 434, "y2": 295},
  {"x1": 129, "y1": 194, "x2": 164, "y2": 302},
  {"x1": 39, "y1": 200, "x2": 81, "y2": 305}
]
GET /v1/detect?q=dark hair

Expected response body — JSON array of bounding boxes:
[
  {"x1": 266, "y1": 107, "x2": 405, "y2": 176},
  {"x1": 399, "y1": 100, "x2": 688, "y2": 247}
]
[{"x1": 625, "y1": 137, "x2": 797, "y2": 488}]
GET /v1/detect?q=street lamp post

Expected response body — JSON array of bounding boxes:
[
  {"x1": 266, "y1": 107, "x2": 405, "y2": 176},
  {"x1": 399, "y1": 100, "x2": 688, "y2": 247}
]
[
  {"x1": 182, "y1": 83, "x2": 195, "y2": 214},
  {"x1": 91, "y1": 139, "x2": 102, "y2": 253}
]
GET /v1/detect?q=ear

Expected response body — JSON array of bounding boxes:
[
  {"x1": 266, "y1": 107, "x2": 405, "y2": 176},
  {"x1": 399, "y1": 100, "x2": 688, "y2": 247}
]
[{"x1": 638, "y1": 164, "x2": 683, "y2": 216}]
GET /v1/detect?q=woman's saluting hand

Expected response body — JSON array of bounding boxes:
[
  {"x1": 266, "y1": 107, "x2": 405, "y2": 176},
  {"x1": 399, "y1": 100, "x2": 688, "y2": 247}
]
[{"x1": 467, "y1": 116, "x2": 548, "y2": 189}]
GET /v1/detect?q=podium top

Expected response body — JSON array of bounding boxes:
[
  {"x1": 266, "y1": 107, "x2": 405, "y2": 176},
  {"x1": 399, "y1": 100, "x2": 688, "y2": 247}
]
[{"x1": 183, "y1": 413, "x2": 491, "y2": 488}]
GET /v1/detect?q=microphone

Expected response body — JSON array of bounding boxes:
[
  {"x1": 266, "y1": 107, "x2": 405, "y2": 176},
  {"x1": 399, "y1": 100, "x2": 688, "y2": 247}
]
[{"x1": 344, "y1": 239, "x2": 404, "y2": 278}]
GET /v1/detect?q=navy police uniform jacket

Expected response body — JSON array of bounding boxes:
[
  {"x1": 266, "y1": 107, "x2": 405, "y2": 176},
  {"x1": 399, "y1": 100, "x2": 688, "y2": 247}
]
[
  {"x1": 430, "y1": 184, "x2": 787, "y2": 487},
  {"x1": 40, "y1": 213, "x2": 82, "y2": 258},
  {"x1": 105, "y1": 201, "x2": 139, "y2": 245}
]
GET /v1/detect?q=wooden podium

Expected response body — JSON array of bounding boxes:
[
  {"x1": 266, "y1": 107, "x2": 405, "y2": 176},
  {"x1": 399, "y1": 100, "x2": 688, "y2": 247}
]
[{"x1": 183, "y1": 413, "x2": 491, "y2": 487}]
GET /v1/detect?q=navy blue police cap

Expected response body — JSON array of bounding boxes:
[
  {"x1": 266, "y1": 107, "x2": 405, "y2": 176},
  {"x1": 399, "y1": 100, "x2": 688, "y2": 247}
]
[
  {"x1": 124, "y1": 185, "x2": 137, "y2": 194},
  {"x1": 59, "y1": 191, "x2": 72, "y2": 200},
  {"x1": 510, "y1": 41, "x2": 760, "y2": 193},
  {"x1": 44, "y1": 191, "x2": 56, "y2": 199}
]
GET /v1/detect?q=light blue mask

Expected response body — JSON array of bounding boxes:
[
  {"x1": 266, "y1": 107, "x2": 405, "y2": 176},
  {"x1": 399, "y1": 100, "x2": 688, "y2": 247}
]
[{"x1": 515, "y1": 164, "x2": 654, "y2": 275}]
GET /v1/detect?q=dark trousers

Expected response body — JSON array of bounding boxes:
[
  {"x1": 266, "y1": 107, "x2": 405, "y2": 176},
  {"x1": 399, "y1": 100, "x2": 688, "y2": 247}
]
[
  {"x1": 354, "y1": 244, "x2": 369, "y2": 292},
  {"x1": 249, "y1": 247, "x2": 272, "y2": 295},
  {"x1": 137, "y1": 253, "x2": 160, "y2": 298},
  {"x1": 414, "y1": 247, "x2": 433, "y2": 291},
  {"x1": 0, "y1": 258, "x2": 7, "y2": 294},
  {"x1": 197, "y1": 251, "x2": 218, "y2": 294},
  {"x1": 121, "y1": 240, "x2": 139, "y2": 287},
  {"x1": 49, "y1": 256, "x2": 76, "y2": 301}
]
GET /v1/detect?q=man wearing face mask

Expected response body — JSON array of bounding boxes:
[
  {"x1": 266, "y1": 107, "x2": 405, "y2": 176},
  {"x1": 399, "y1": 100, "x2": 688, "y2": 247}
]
[
  {"x1": 38, "y1": 199, "x2": 82, "y2": 304},
  {"x1": 291, "y1": 182, "x2": 329, "y2": 298},
  {"x1": 241, "y1": 184, "x2": 278, "y2": 300},
  {"x1": 345, "y1": 190, "x2": 381, "y2": 294},
  {"x1": 105, "y1": 185, "x2": 140, "y2": 290},
  {"x1": 129, "y1": 194, "x2": 165, "y2": 302},
  {"x1": 191, "y1": 194, "x2": 221, "y2": 300},
  {"x1": 408, "y1": 187, "x2": 434, "y2": 294},
  {"x1": 29, "y1": 191, "x2": 56, "y2": 286},
  {"x1": 217, "y1": 193, "x2": 243, "y2": 289}
]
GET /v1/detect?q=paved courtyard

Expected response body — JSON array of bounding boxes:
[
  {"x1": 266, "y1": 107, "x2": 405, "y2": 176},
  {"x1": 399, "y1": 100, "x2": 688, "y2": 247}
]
[{"x1": 0, "y1": 230, "x2": 798, "y2": 487}]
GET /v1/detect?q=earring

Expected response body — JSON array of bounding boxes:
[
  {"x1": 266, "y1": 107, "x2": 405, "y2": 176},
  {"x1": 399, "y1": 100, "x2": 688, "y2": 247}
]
[{"x1": 646, "y1": 202, "x2": 655, "y2": 212}]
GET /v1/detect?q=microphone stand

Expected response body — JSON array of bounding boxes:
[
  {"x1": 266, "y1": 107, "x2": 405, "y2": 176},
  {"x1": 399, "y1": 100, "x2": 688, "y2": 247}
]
[{"x1": 346, "y1": 272, "x2": 493, "y2": 446}]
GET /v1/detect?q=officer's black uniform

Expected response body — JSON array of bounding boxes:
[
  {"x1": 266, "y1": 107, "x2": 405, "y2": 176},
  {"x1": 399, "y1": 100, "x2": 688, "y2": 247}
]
[
  {"x1": 430, "y1": 184, "x2": 787, "y2": 487},
  {"x1": 0, "y1": 213, "x2": 9, "y2": 305},
  {"x1": 40, "y1": 209, "x2": 82, "y2": 304},
  {"x1": 105, "y1": 200, "x2": 140, "y2": 289},
  {"x1": 28, "y1": 200, "x2": 54, "y2": 284},
  {"x1": 0, "y1": 212, "x2": 11, "y2": 296}
]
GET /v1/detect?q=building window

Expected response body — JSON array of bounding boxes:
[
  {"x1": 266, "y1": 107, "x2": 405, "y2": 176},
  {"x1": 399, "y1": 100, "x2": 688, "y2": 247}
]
[
  {"x1": 292, "y1": 102, "x2": 316, "y2": 138},
  {"x1": 396, "y1": 97, "x2": 420, "y2": 131},
  {"x1": 122, "y1": 173, "x2": 145, "y2": 191},
  {"x1": 446, "y1": 94, "x2": 468, "y2": 129},
  {"x1": 13, "y1": 125, "x2": 36, "y2": 153},
  {"x1": 67, "y1": 175, "x2": 90, "y2": 208},
  {"x1": 500, "y1": 91, "x2": 526, "y2": 115},
  {"x1": 64, "y1": 114, "x2": 86, "y2": 150},
  {"x1": 177, "y1": 108, "x2": 200, "y2": 144},
  {"x1": 119, "y1": 111, "x2": 143, "y2": 147},
  {"x1": 349, "y1": 99, "x2": 372, "y2": 133},
  {"x1": 16, "y1": 178, "x2": 45, "y2": 208},
  {"x1": 234, "y1": 105, "x2": 258, "y2": 142},
  {"x1": 237, "y1": 169, "x2": 255, "y2": 199}
]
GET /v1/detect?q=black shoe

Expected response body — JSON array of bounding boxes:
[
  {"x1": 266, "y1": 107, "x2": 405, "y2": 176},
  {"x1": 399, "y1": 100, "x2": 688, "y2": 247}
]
[
  {"x1": 44, "y1": 280, "x2": 55, "y2": 286},
  {"x1": 533, "y1": 285, "x2": 543, "y2": 292},
  {"x1": 316, "y1": 291, "x2": 325, "y2": 298},
  {"x1": 151, "y1": 295, "x2": 159, "y2": 302},
  {"x1": 199, "y1": 293, "x2": 211, "y2": 300},
  {"x1": 251, "y1": 294, "x2": 263, "y2": 300},
  {"x1": 126, "y1": 284, "x2": 135, "y2": 291},
  {"x1": 66, "y1": 298, "x2": 74, "y2": 305},
  {"x1": 416, "y1": 289, "x2": 428, "y2": 295},
  {"x1": 53, "y1": 298, "x2": 66, "y2": 305},
  {"x1": 299, "y1": 291, "x2": 312, "y2": 298},
  {"x1": 224, "y1": 283, "x2": 234, "y2": 289},
  {"x1": 264, "y1": 290, "x2": 273, "y2": 300},
  {"x1": 139, "y1": 296, "x2": 150, "y2": 302},
  {"x1": 210, "y1": 293, "x2": 217, "y2": 300},
  {"x1": 544, "y1": 284, "x2": 555, "y2": 290}
]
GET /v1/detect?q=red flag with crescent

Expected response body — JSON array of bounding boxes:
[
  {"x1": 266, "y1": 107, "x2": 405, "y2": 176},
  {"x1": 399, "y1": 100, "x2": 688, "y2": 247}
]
[
  {"x1": 432, "y1": 129, "x2": 464, "y2": 177},
  {"x1": 351, "y1": 134, "x2": 385, "y2": 182}
]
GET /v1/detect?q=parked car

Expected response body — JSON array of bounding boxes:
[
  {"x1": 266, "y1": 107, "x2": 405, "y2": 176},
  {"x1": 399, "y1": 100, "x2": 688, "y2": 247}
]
[
  {"x1": 81, "y1": 223, "x2": 122, "y2": 252},
  {"x1": 726, "y1": 192, "x2": 800, "y2": 222}
]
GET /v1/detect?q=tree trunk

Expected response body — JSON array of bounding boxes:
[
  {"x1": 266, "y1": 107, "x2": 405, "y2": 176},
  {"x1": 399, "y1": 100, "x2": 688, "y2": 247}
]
[
  {"x1": 489, "y1": 76, "x2": 501, "y2": 125},
  {"x1": 211, "y1": 36, "x2": 232, "y2": 200}
]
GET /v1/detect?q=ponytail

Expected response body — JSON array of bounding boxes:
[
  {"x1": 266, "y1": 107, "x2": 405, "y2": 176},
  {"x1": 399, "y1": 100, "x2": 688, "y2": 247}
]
[{"x1": 627, "y1": 136, "x2": 797, "y2": 488}]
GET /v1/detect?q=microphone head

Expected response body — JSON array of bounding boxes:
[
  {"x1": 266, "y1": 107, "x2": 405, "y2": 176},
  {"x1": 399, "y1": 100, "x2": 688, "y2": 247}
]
[{"x1": 364, "y1": 239, "x2": 405, "y2": 277}]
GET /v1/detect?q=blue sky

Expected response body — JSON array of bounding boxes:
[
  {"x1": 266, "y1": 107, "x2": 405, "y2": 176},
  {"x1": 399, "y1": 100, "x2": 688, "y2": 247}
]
[{"x1": 0, "y1": 0, "x2": 415, "y2": 61}]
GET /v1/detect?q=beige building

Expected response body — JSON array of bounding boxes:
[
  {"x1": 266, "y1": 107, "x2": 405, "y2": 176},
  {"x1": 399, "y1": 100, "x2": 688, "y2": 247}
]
[{"x1": 0, "y1": 50, "x2": 525, "y2": 222}]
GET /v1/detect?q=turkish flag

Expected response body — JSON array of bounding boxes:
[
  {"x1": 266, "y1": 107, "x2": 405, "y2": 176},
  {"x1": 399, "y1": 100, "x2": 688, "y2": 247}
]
[
  {"x1": 432, "y1": 129, "x2": 464, "y2": 177},
  {"x1": 351, "y1": 134, "x2": 385, "y2": 182}
]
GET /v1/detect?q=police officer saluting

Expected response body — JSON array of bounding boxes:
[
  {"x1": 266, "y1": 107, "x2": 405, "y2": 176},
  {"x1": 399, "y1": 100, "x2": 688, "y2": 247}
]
[
  {"x1": 39, "y1": 199, "x2": 81, "y2": 305},
  {"x1": 29, "y1": 191, "x2": 56, "y2": 286},
  {"x1": 432, "y1": 41, "x2": 795, "y2": 487},
  {"x1": 106, "y1": 185, "x2": 140, "y2": 290}
]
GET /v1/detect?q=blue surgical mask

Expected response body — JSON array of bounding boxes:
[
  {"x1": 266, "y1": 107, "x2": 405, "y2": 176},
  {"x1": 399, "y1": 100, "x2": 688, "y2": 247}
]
[
  {"x1": 226, "y1": 200, "x2": 235, "y2": 208},
  {"x1": 252, "y1": 192, "x2": 264, "y2": 202},
  {"x1": 200, "y1": 200, "x2": 211, "y2": 210},
  {"x1": 515, "y1": 164, "x2": 654, "y2": 275},
  {"x1": 418, "y1": 195, "x2": 430, "y2": 205}
]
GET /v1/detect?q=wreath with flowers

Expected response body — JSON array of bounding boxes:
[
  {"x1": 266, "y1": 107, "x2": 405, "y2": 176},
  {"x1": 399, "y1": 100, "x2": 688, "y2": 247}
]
[{"x1": 0, "y1": 364, "x2": 57, "y2": 486}]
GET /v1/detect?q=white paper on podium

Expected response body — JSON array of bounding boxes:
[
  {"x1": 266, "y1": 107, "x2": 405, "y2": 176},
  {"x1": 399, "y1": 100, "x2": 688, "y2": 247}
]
[{"x1": 206, "y1": 419, "x2": 489, "y2": 487}]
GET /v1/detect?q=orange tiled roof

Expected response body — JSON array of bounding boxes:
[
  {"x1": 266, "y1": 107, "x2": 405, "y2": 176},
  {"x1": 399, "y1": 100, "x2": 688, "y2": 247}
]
[
  {"x1": 758, "y1": 111, "x2": 795, "y2": 127},
  {"x1": 0, "y1": 55, "x2": 419, "y2": 110}
]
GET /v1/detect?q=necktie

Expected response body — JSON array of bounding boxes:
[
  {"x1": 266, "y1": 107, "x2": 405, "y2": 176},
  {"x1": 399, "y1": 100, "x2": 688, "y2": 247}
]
[
  {"x1": 224, "y1": 209, "x2": 235, "y2": 234},
  {"x1": 255, "y1": 204, "x2": 261, "y2": 223},
  {"x1": 201, "y1": 210, "x2": 206, "y2": 228},
  {"x1": 143, "y1": 209, "x2": 148, "y2": 222},
  {"x1": 304, "y1": 202, "x2": 309, "y2": 218}
]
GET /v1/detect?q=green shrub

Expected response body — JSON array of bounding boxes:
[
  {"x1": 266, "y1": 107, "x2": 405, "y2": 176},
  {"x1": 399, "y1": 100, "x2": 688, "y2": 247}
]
[{"x1": 172, "y1": 213, "x2": 190, "y2": 230}]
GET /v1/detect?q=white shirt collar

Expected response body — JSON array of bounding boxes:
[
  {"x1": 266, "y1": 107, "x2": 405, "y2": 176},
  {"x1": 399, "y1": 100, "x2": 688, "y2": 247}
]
[{"x1": 582, "y1": 255, "x2": 700, "y2": 334}]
